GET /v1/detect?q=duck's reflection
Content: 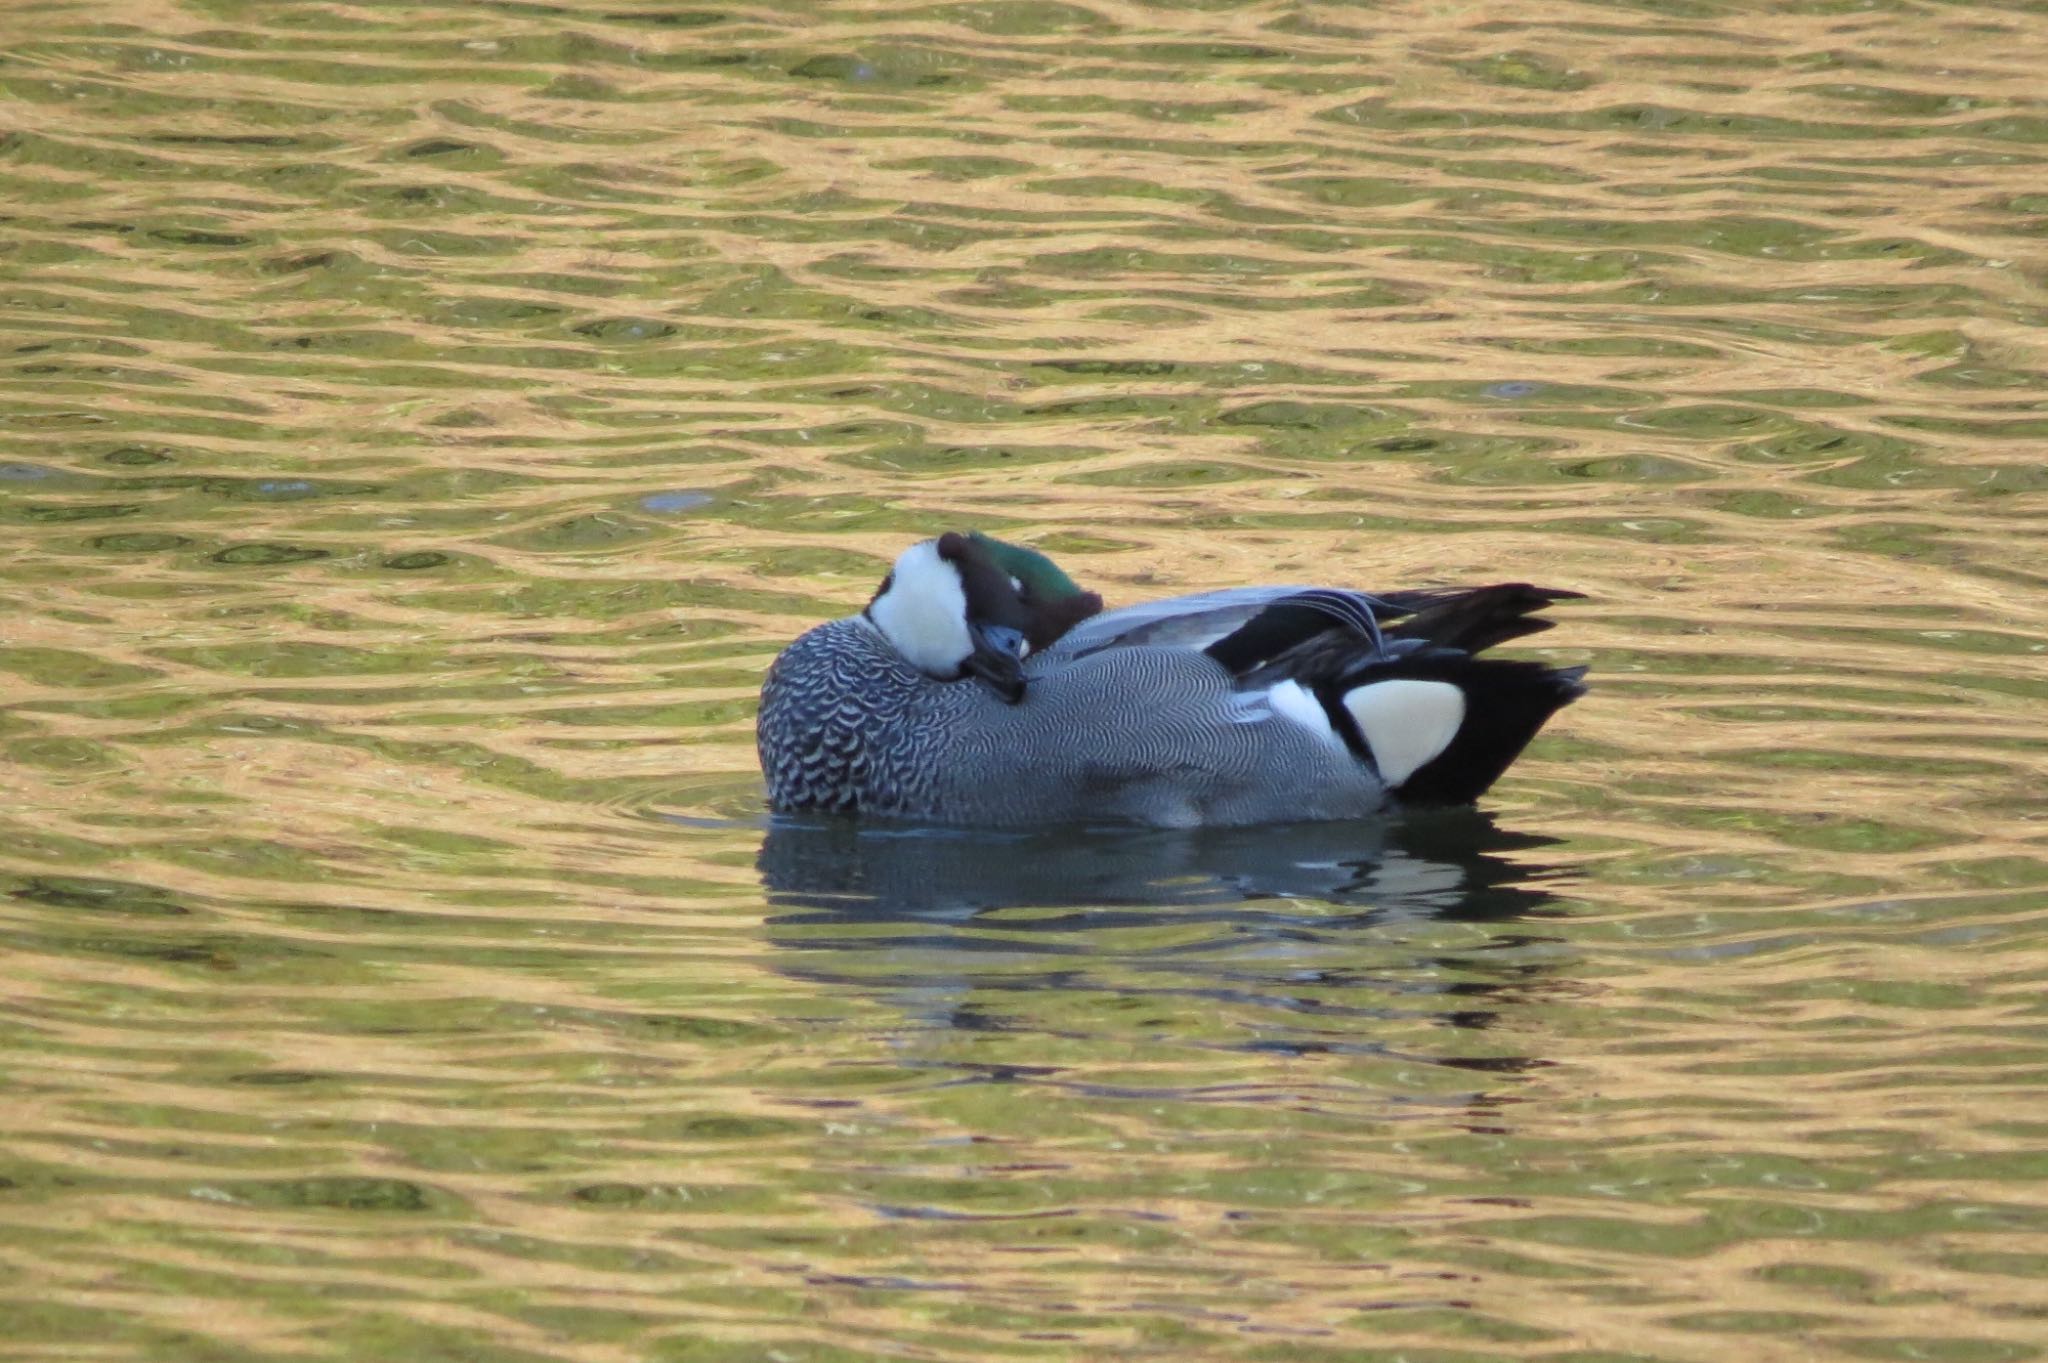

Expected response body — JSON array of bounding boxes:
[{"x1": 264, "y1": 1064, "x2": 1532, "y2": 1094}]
[
  {"x1": 756, "y1": 809, "x2": 1565, "y2": 923},
  {"x1": 750, "y1": 813, "x2": 1576, "y2": 1135}
]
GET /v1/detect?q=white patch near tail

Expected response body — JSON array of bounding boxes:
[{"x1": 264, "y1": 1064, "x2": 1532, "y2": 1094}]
[
  {"x1": 1266, "y1": 680, "x2": 1342, "y2": 749},
  {"x1": 1343, "y1": 679, "x2": 1465, "y2": 786},
  {"x1": 867, "y1": 539, "x2": 971, "y2": 677}
]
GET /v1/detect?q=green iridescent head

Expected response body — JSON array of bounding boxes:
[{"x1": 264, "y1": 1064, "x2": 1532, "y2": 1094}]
[
  {"x1": 967, "y1": 532, "x2": 1086, "y2": 601},
  {"x1": 966, "y1": 531, "x2": 1104, "y2": 649}
]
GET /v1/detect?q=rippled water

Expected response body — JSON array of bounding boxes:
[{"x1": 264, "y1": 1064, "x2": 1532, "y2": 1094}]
[{"x1": 4, "y1": 2, "x2": 2047, "y2": 1359}]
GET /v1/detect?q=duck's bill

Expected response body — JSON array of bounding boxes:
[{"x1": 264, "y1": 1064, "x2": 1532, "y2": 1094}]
[{"x1": 962, "y1": 624, "x2": 1027, "y2": 704}]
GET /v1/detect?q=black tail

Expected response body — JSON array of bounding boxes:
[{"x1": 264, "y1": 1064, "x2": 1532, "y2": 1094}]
[
  {"x1": 1207, "y1": 582, "x2": 1588, "y2": 806},
  {"x1": 1330, "y1": 655, "x2": 1588, "y2": 805}
]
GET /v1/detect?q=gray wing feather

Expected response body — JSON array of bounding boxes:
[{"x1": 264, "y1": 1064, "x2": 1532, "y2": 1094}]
[{"x1": 1051, "y1": 585, "x2": 1315, "y2": 659}]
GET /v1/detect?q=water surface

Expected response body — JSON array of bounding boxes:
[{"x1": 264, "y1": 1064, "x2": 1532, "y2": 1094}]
[{"x1": 3, "y1": 2, "x2": 2046, "y2": 1360}]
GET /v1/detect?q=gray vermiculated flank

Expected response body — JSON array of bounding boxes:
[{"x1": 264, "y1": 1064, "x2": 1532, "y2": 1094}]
[{"x1": 757, "y1": 615, "x2": 1388, "y2": 828}]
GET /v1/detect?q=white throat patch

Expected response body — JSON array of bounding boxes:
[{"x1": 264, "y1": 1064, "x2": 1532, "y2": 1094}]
[{"x1": 867, "y1": 539, "x2": 972, "y2": 677}]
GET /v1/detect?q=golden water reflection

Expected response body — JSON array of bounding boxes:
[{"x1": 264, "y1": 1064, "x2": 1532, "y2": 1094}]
[{"x1": 2, "y1": 0, "x2": 2046, "y2": 1359}]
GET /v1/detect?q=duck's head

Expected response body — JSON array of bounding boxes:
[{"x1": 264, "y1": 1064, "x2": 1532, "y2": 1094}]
[
  {"x1": 864, "y1": 532, "x2": 1036, "y2": 703},
  {"x1": 965, "y1": 531, "x2": 1105, "y2": 653},
  {"x1": 863, "y1": 532, "x2": 1105, "y2": 704}
]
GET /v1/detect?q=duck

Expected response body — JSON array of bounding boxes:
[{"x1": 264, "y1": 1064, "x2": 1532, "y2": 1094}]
[{"x1": 757, "y1": 531, "x2": 1586, "y2": 828}]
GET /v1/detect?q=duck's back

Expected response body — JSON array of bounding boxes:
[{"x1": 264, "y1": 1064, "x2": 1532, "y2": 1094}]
[
  {"x1": 933, "y1": 644, "x2": 1385, "y2": 826},
  {"x1": 758, "y1": 615, "x2": 1387, "y2": 827}
]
